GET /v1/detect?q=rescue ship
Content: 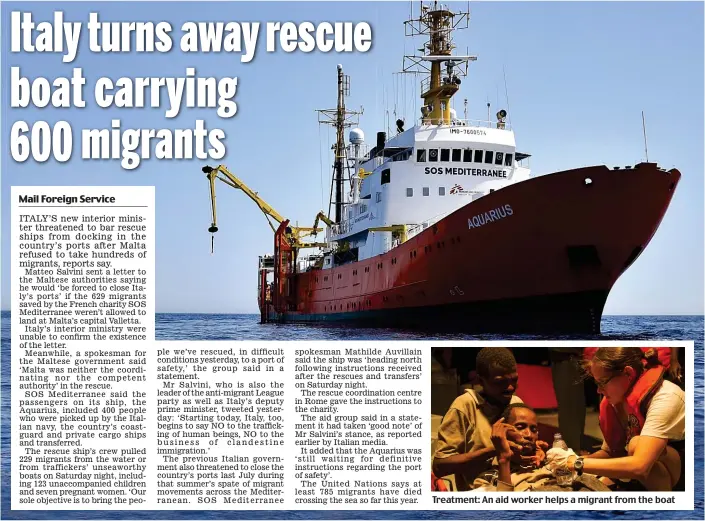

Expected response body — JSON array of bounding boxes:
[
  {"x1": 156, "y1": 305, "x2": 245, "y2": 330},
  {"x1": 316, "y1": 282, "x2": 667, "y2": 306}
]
[{"x1": 202, "y1": 2, "x2": 680, "y2": 333}]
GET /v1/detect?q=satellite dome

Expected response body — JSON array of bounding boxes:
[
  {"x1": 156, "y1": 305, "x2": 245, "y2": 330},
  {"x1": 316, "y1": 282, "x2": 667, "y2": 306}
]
[
  {"x1": 450, "y1": 108, "x2": 458, "y2": 120},
  {"x1": 349, "y1": 128, "x2": 365, "y2": 145}
]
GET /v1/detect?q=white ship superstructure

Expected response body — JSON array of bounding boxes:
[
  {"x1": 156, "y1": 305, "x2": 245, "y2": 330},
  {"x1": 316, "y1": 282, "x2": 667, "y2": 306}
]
[{"x1": 329, "y1": 120, "x2": 532, "y2": 261}]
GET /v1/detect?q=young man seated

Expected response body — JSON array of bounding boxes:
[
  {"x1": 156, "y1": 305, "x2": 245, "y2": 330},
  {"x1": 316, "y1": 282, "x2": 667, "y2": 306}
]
[
  {"x1": 473, "y1": 404, "x2": 609, "y2": 492},
  {"x1": 433, "y1": 347, "x2": 525, "y2": 490}
]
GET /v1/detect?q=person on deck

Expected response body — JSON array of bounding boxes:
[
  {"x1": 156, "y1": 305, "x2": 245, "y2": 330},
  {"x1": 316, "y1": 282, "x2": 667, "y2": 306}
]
[
  {"x1": 433, "y1": 347, "x2": 525, "y2": 491},
  {"x1": 547, "y1": 347, "x2": 685, "y2": 491}
]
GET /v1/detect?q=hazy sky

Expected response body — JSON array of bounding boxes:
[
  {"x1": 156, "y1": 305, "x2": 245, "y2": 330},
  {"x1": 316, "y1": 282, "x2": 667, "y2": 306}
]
[{"x1": 2, "y1": 1, "x2": 703, "y2": 315}]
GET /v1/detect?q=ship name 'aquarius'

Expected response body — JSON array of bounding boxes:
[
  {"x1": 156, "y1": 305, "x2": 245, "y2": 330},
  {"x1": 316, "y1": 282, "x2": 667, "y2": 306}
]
[{"x1": 468, "y1": 204, "x2": 513, "y2": 229}]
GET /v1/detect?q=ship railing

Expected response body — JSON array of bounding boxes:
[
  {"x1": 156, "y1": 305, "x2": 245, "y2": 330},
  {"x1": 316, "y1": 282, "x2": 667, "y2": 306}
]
[
  {"x1": 347, "y1": 142, "x2": 371, "y2": 160},
  {"x1": 371, "y1": 156, "x2": 385, "y2": 168},
  {"x1": 517, "y1": 156, "x2": 531, "y2": 169},
  {"x1": 418, "y1": 118, "x2": 512, "y2": 131},
  {"x1": 298, "y1": 254, "x2": 325, "y2": 273},
  {"x1": 331, "y1": 221, "x2": 348, "y2": 236},
  {"x1": 405, "y1": 211, "x2": 452, "y2": 242}
]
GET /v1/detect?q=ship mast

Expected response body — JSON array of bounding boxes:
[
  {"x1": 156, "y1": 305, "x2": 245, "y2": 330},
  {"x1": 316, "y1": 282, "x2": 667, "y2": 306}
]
[
  {"x1": 317, "y1": 65, "x2": 362, "y2": 223},
  {"x1": 403, "y1": 1, "x2": 474, "y2": 125}
]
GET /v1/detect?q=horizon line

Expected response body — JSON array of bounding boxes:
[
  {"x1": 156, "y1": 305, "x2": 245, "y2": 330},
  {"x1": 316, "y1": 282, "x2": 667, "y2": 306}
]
[{"x1": 2, "y1": 310, "x2": 704, "y2": 317}]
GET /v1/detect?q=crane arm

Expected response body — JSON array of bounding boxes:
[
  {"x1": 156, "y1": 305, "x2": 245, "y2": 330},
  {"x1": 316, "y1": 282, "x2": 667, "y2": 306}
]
[
  {"x1": 369, "y1": 225, "x2": 408, "y2": 244},
  {"x1": 202, "y1": 164, "x2": 325, "y2": 249},
  {"x1": 312, "y1": 211, "x2": 336, "y2": 236},
  {"x1": 203, "y1": 164, "x2": 286, "y2": 234}
]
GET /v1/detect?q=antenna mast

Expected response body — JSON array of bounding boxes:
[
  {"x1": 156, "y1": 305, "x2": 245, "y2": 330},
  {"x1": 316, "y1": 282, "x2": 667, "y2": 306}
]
[
  {"x1": 402, "y1": 1, "x2": 474, "y2": 125},
  {"x1": 642, "y1": 111, "x2": 649, "y2": 162},
  {"x1": 317, "y1": 65, "x2": 362, "y2": 223}
]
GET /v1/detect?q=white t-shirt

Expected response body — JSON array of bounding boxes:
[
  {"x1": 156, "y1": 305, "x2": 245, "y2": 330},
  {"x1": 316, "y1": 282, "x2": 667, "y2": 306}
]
[
  {"x1": 640, "y1": 380, "x2": 685, "y2": 440},
  {"x1": 602, "y1": 380, "x2": 685, "y2": 453}
]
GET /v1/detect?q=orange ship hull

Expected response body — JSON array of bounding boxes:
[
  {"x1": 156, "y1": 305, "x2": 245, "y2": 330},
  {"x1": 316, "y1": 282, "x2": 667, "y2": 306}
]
[{"x1": 261, "y1": 163, "x2": 680, "y2": 333}]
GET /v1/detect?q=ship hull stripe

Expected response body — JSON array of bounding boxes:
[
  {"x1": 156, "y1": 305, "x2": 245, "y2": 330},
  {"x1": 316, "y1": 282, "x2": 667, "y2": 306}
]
[{"x1": 268, "y1": 289, "x2": 607, "y2": 334}]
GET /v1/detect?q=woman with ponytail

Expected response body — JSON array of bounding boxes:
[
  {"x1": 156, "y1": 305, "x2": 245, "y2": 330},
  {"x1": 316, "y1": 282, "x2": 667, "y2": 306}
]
[{"x1": 546, "y1": 347, "x2": 685, "y2": 491}]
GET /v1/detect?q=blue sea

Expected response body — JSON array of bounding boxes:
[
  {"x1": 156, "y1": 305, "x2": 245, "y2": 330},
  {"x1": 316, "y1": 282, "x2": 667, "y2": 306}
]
[
  {"x1": 152, "y1": 314, "x2": 705, "y2": 342},
  {"x1": 2, "y1": 312, "x2": 703, "y2": 520}
]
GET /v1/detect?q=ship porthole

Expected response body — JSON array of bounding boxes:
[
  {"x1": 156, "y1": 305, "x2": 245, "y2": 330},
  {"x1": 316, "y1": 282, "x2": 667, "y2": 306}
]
[{"x1": 584, "y1": 178, "x2": 593, "y2": 186}]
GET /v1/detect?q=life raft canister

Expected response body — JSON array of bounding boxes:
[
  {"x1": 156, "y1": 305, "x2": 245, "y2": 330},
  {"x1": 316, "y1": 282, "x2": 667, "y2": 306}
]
[{"x1": 598, "y1": 366, "x2": 665, "y2": 456}]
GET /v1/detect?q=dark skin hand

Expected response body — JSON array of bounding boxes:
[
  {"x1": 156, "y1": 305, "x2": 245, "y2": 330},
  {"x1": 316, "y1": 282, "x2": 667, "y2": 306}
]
[
  {"x1": 434, "y1": 420, "x2": 528, "y2": 479},
  {"x1": 491, "y1": 418, "x2": 525, "y2": 463},
  {"x1": 533, "y1": 440, "x2": 550, "y2": 467}
]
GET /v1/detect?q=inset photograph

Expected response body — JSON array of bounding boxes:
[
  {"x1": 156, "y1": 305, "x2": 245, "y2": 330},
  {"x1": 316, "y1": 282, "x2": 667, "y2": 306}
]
[{"x1": 431, "y1": 346, "x2": 686, "y2": 492}]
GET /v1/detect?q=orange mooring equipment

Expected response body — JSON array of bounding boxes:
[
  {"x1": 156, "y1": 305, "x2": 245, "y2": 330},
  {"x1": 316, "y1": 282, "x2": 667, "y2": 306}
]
[{"x1": 273, "y1": 220, "x2": 295, "y2": 314}]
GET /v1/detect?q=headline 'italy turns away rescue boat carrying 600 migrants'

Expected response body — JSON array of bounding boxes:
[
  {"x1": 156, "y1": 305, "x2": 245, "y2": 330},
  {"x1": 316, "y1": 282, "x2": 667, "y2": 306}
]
[{"x1": 202, "y1": 2, "x2": 680, "y2": 334}]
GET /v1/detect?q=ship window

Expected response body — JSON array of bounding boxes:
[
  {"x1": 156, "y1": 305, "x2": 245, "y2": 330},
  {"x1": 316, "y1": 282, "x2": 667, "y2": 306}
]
[
  {"x1": 423, "y1": 187, "x2": 429, "y2": 196},
  {"x1": 360, "y1": 204, "x2": 367, "y2": 214},
  {"x1": 440, "y1": 149, "x2": 450, "y2": 162},
  {"x1": 474, "y1": 149, "x2": 483, "y2": 162},
  {"x1": 375, "y1": 192, "x2": 382, "y2": 203},
  {"x1": 439, "y1": 186, "x2": 445, "y2": 196},
  {"x1": 452, "y1": 149, "x2": 461, "y2": 162},
  {"x1": 484, "y1": 151, "x2": 494, "y2": 164},
  {"x1": 406, "y1": 188, "x2": 413, "y2": 197},
  {"x1": 381, "y1": 168, "x2": 391, "y2": 185},
  {"x1": 429, "y1": 149, "x2": 439, "y2": 162},
  {"x1": 349, "y1": 211, "x2": 353, "y2": 220},
  {"x1": 505, "y1": 153, "x2": 513, "y2": 167},
  {"x1": 416, "y1": 149, "x2": 426, "y2": 162},
  {"x1": 495, "y1": 152, "x2": 504, "y2": 165},
  {"x1": 463, "y1": 149, "x2": 472, "y2": 162}
]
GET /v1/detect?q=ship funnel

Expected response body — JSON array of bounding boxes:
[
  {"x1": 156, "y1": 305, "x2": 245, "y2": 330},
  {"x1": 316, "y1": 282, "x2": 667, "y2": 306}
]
[{"x1": 376, "y1": 132, "x2": 386, "y2": 155}]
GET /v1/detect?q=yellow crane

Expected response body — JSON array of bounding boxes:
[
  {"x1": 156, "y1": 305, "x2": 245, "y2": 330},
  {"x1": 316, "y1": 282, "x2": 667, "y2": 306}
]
[
  {"x1": 202, "y1": 165, "x2": 328, "y2": 249},
  {"x1": 311, "y1": 211, "x2": 335, "y2": 236}
]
